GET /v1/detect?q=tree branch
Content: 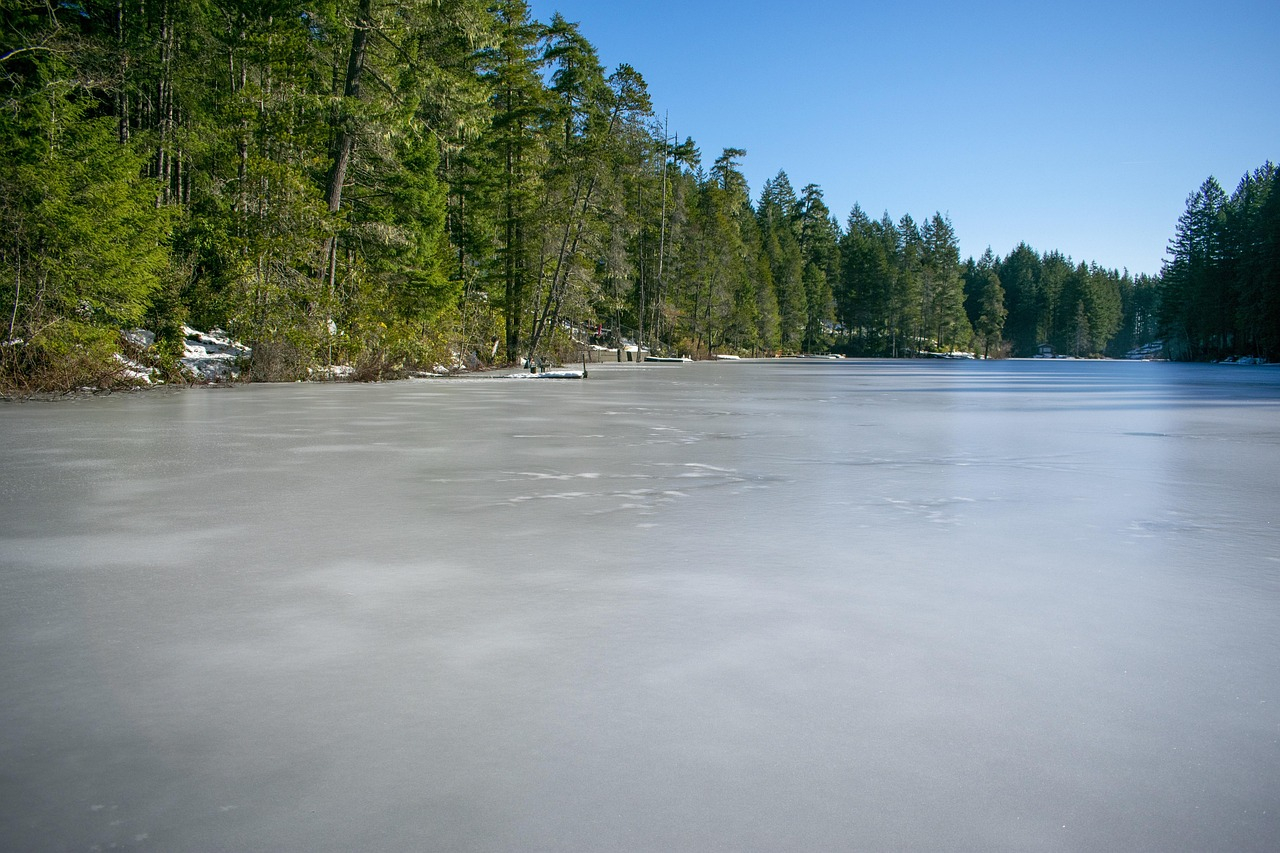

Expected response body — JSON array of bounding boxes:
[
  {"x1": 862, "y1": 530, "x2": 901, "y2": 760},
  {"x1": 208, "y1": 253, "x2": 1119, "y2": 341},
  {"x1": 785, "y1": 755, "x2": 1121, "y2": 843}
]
[{"x1": 0, "y1": 44, "x2": 59, "y2": 66}]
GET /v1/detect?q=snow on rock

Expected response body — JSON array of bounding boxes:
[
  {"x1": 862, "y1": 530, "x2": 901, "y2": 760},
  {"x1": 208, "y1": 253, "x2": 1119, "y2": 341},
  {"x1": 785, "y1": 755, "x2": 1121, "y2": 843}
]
[
  {"x1": 181, "y1": 326, "x2": 251, "y2": 382},
  {"x1": 113, "y1": 353, "x2": 157, "y2": 384},
  {"x1": 310, "y1": 364, "x2": 354, "y2": 380},
  {"x1": 123, "y1": 329, "x2": 156, "y2": 349},
  {"x1": 1126, "y1": 341, "x2": 1165, "y2": 360}
]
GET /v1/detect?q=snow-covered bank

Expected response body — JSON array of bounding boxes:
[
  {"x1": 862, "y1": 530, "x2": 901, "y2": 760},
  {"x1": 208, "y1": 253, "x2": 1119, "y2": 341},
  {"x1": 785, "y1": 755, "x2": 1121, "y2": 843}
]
[
  {"x1": 110, "y1": 326, "x2": 251, "y2": 387},
  {"x1": 179, "y1": 326, "x2": 251, "y2": 382}
]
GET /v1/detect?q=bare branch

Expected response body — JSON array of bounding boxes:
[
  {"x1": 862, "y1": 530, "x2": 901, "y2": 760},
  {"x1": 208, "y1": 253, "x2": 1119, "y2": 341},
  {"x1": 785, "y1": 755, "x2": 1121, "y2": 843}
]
[{"x1": 0, "y1": 44, "x2": 59, "y2": 66}]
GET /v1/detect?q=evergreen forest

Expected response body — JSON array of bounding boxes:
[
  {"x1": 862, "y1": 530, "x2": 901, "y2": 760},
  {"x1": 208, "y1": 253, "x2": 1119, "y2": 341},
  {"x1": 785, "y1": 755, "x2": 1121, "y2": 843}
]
[{"x1": 3, "y1": 1, "x2": 1278, "y2": 391}]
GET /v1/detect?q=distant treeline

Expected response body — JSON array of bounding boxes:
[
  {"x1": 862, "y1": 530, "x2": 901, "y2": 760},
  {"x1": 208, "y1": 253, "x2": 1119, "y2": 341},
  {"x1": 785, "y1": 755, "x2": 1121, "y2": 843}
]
[
  {"x1": 1, "y1": 2, "x2": 1275, "y2": 390},
  {"x1": 837, "y1": 211, "x2": 1160, "y2": 360}
]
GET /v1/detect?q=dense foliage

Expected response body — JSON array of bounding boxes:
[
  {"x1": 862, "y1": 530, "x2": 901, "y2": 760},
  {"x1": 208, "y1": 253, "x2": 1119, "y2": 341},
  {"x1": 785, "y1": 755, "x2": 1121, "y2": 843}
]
[
  {"x1": 1160, "y1": 165, "x2": 1280, "y2": 361},
  {"x1": 1, "y1": 2, "x2": 1274, "y2": 389}
]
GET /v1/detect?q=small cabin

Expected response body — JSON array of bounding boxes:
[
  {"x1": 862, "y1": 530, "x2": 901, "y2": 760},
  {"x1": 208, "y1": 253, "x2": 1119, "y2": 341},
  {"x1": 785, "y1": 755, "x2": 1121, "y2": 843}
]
[{"x1": 1036, "y1": 343, "x2": 1055, "y2": 358}]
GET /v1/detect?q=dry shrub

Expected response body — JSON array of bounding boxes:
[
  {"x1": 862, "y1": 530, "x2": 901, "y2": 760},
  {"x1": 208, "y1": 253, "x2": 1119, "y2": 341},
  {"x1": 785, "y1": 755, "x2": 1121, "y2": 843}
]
[
  {"x1": 248, "y1": 338, "x2": 311, "y2": 382},
  {"x1": 1, "y1": 322, "x2": 132, "y2": 394}
]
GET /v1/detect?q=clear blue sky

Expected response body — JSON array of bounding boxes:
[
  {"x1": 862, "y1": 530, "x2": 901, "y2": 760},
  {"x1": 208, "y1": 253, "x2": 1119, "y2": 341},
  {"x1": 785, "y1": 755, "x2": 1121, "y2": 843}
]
[{"x1": 525, "y1": 0, "x2": 1279, "y2": 276}]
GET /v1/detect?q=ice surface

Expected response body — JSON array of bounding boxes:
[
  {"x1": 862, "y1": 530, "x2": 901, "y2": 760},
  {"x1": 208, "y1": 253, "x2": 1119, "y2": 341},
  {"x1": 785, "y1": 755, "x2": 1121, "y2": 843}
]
[{"x1": 1, "y1": 359, "x2": 1279, "y2": 851}]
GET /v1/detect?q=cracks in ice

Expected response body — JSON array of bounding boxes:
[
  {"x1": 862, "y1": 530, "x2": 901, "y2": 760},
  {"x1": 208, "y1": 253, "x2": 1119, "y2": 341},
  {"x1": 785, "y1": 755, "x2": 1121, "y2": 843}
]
[
  {"x1": 769, "y1": 451, "x2": 1088, "y2": 474},
  {"x1": 497, "y1": 462, "x2": 775, "y2": 513},
  {"x1": 880, "y1": 495, "x2": 981, "y2": 524},
  {"x1": 1125, "y1": 511, "x2": 1248, "y2": 539}
]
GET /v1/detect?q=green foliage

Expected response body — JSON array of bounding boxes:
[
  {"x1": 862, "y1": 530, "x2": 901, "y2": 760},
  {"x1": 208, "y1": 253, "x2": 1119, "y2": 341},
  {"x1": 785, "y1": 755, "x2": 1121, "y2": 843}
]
[
  {"x1": 797, "y1": 184, "x2": 837, "y2": 350},
  {"x1": 837, "y1": 206, "x2": 891, "y2": 354},
  {"x1": 990, "y1": 245, "x2": 1128, "y2": 358},
  {"x1": 1160, "y1": 165, "x2": 1278, "y2": 360},
  {"x1": 757, "y1": 176, "x2": 806, "y2": 351},
  {"x1": 963, "y1": 251, "x2": 1006, "y2": 359},
  {"x1": 920, "y1": 213, "x2": 969, "y2": 351},
  {"x1": 997, "y1": 243, "x2": 1042, "y2": 355},
  {"x1": 3, "y1": 321, "x2": 124, "y2": 393},
  {"x1": 1107, "y1": 273, "x2": 1161, "y2": 357},
  {"x1": 3, "y1": 0, "x2": 1266, "y2": 389},
  {"x1": 0, "y1": 45, "x2": 172, "y2": 389}
]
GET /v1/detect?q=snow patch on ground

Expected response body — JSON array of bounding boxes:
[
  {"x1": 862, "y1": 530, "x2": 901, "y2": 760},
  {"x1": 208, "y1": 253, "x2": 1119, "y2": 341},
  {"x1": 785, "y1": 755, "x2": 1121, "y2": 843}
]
[
  {"x1": 113, "y1": 352, "x2": 156, "y2": 384},
  {"x1": 310, "y1": 364, "x2": 355, "y2": 380},
  {"x1": 181, "y1": 326, "x2": 251, "y2": 381},
  {"x1": 123, "y1": 329, "x2": 155, "y2": 350},
  {"x1": 1126, "y1": 341, "x2": 1165, "y2": 360}
]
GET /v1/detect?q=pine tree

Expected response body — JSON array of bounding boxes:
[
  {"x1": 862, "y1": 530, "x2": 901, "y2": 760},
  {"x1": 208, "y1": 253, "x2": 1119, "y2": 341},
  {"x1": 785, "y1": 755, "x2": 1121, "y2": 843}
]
[
  {"x1": 893, "y1": 214, "x2": 923, "y2": 356},
  {"x1": 684, "y1": 148, "x2": 754, "y2": 355},
  {"x1": 920, "y1": 213, "x2": 969, "y2": 351},
  {"x1": 1248, "y1": 167, "x2": 1280, "y2": 360},
  {"x1": 797, "y1": 183, "x2": 838, "y2": 351},
  {"x1": 525, "y1": 21, "x2": 652, "y2": 364},
  {"x1": 477, "y1": 0, "x2": 547, "y2": 362},
  {"x1": 838, "y1": 205, "x2": 895, "y2": 354},
  {"x1": 998, "y1": 243, "x2": 1042, "y2": 356},
  {"x1": 757, "y1": 173, "x2": 805, "y2": 351},
  {"x1": 1109, "y1": 272, "x2": 1162, "y2": 357},
  {"x1": 1161, "y1": 177, "x2": 1228, "y2": 359},
  {"x1": 1, "y1": 1, "x2": 172, "y2": 389},
  {"x1": 1228, "y1": 164, "x2": 1277, "y2": 359},
  {"x1": 975, "y1": 268, "x2": 1006, "y2": 359},
  {"x1": 964, "y1": 250, "x2": 1005, "y2": 358}
]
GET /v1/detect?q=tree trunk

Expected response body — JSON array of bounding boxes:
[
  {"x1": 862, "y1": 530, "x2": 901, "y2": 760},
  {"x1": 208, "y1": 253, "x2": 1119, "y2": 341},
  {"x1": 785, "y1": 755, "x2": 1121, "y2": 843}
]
[{"x1": 321, "y1": 0, "x2": 373, "y2": 288}]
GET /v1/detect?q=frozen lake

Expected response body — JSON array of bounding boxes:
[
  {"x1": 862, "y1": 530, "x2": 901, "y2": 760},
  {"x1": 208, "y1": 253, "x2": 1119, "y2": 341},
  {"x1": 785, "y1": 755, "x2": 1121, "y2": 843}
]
[{"x1": 2, "y1": 359, "x2": 1279, "y2": 851}]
